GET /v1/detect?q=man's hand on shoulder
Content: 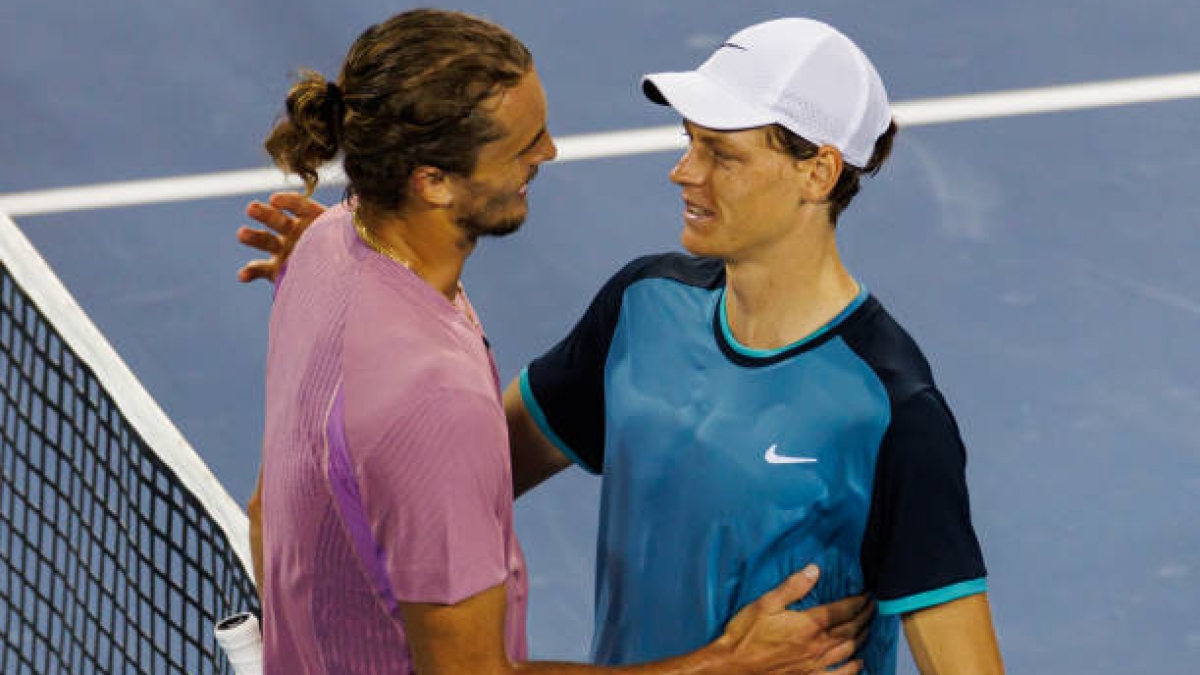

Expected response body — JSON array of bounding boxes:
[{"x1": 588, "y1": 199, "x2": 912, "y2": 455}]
[{"x1": 236, "y1": 192, "x2": 326, "y2": 283}]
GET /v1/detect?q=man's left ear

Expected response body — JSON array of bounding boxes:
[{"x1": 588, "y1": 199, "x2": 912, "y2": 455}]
[
  {"x1": 410, "y1": 166, "x2": 454, "y2": 208},
  {"x1": 798, "y1": 146, "x2": 843, "y2": 201}
]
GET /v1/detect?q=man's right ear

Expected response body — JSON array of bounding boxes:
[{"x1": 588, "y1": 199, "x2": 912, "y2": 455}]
[{"x1": 409, "y1": 166, "x2": 454, "y2": 208}]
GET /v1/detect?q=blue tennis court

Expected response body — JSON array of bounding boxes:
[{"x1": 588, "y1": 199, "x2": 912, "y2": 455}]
[{"x1": 2, "y1": 1, "x2": 1199, "y2": 672}]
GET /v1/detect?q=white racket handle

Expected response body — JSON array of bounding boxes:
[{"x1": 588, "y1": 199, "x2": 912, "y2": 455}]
[{"x1": 214, "y1": 612, "x2": 263, "y2": 675}]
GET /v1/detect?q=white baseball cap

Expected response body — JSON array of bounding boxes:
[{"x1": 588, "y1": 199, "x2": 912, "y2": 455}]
[{"x1": 642, "y1": 18, "x2": 892, "y2": 168}]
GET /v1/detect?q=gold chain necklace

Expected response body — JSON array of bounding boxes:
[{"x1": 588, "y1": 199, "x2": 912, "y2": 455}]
[
  {"x1": 352, "y1": 209, "x2": 483, "y2": 335},
  {"x1": 353, "y1": 208, "x2": 415, "y2": 270}
]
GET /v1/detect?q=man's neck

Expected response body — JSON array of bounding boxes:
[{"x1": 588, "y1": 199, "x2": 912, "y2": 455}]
[
  {"x1": 723, "y1": 220, "x2": 859, "y2": 352},
  {"x1": 359, "y1": 205, "x2": 475, "y2": 301}
]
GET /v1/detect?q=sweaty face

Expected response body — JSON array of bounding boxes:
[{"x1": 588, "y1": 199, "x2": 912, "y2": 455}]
[
  {"x1": 670, "y1": 121, "x2": 811, "y2": 260},
  {"x1": 451, "y1": 70, "x2": 557, "y2": 238}
]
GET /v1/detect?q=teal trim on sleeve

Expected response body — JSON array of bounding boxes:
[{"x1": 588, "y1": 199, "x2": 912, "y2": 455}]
[
  {"x1": 719, "y1": 283, "x2": 869, "y2": 358},
  {"x1": 877, "y1": 578, "x2": 988, "y2": 616},
  {"x1": 518, "y1": 368, "x2": 600, "y2": 475}
]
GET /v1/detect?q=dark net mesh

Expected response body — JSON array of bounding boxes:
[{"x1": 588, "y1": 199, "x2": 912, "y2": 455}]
[{"x1": 0, "y1": 261, "x2": 259, "y2": 674}]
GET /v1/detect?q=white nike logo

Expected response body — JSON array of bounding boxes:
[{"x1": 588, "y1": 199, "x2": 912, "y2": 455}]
[{"x1": 764, "y1": 444, "x2": 818, "y2": 464}]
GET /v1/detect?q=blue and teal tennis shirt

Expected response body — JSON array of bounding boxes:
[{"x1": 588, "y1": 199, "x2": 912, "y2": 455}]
[{"x1": 521, "y1": 253, "x2": 987, "y2": 674}]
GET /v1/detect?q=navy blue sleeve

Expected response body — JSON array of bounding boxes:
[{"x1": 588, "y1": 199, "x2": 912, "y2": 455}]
[
  {"x1": 860, "y1": 387, "x2": 988, "y2": 615},
  {"x1": 521, "y1": 257, "x2": 658, "y2": 473}
]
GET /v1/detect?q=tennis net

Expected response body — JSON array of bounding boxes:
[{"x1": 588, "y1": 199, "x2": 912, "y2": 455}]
[{"x1": 0, "y1": 211, "x2": 259, "y2": 674}]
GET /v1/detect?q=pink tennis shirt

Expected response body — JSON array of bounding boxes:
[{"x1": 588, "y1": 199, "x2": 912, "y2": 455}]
[{"x1": 259, "y1": 203, "x2": 528, "y2": 674}]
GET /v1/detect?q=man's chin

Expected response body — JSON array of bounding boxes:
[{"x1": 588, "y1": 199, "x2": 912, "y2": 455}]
[
  {"x1": 460, "y1": 208, "x2": 528, "y2": 239},
  {"x1": 465, "y1": 216, "x2": 523, "y2": 237}
]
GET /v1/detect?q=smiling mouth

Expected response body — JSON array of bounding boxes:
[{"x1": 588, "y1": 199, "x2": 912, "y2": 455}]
[{"x1": 683, "y1": 200, "x2": 715, "y2": 224}]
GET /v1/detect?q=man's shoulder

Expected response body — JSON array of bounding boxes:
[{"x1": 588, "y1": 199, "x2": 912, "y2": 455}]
[
  {"x1": 562, "y1": 252, "x2": 724, "y2": 341},
  {"x1": 581, "y1": 252, "x2": 725, "y2": 318},
  {"x1": 273, "y1": 204, "x2": 354, "y2": 300},
  {"x1": 610, "y1": 252, "x2": 725, "y2": 293},
  {"x1": 838, "y1": 295, "x2": 937, "y2": 404},
  {"x1": 290, "y1": 203, "x2": 352, "y2": 263}
]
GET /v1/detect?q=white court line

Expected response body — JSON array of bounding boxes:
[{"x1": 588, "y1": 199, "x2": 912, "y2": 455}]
[{"x1": 2, "y1": 70, "x2": 1199, "y2": 218}]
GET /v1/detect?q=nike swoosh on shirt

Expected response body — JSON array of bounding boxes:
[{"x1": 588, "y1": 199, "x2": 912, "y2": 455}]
[{"x1": 764, "y1": 444, "x2": 819, "y2": 464}]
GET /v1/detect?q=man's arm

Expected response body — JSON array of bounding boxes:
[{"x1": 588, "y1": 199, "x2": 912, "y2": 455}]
[
  {"x1": 402, "y1": 568, "x2": 869, "y2": 675},
  {"x1": 902, "y1": 593, "x2": 1004, "y2": 675},
  {"x1": 503, "y1": 379, "x2": 572, "y2": 498},
  {"x1": 236, "y1": 192, "x2": 326, "y2": 283}
]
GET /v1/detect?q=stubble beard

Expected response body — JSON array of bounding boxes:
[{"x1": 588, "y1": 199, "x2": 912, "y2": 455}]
[
  {"x1": 456, "y1": 202, "x2": 526, "y2": 239},
  {"x1": 456, "y1": 184, "x2": 530, "y2": 240}
]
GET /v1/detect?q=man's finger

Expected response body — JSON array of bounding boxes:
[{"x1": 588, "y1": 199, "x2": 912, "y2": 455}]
[
  {"x1": 246, "y1": 201, "x2": 297, "y2": 236},
  {"x1": 817, "y1": 638, "x2": 858, "y2": 669},
  {"x1": 237, "y1": 260, "x2": 278, "y2": 283},
  {"x1": 828, "y1": 599, "x2": 875, "y2": 642},
  {"x1": 237, "y1": 226, "x2": 284, "y2": 255},
  {"x1": 268, "y1": 191, "x2": 324, "y2": 221},
  {"x1": 803, "y1": 594, "x2": 869, "y2": 630},
  {"x1": 756, "y1": 565, "x2": 820, "y2": 613}
]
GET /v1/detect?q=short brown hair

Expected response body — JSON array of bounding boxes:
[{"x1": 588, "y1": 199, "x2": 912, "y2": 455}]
[
  {"x1": 263, "y1": 9, "x2": 534, "y2": 210},
  {"x1": 766, "y1": 120, "x2": 898, "y2": 223}
]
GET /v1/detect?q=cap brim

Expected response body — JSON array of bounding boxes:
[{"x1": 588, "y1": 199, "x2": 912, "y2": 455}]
[{"x1": 642, "y1": 71, "x2": 776, "y2": 131}]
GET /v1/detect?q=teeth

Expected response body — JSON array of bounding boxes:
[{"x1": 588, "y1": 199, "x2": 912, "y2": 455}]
[{"x1": 686, "y1": 204, "x2": 712, "y2": 217}]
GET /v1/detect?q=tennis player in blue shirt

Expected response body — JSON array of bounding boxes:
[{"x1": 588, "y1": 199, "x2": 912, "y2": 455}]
[{"x1": 504, "y1": 19, "x2": 1004, "y2": 675}]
